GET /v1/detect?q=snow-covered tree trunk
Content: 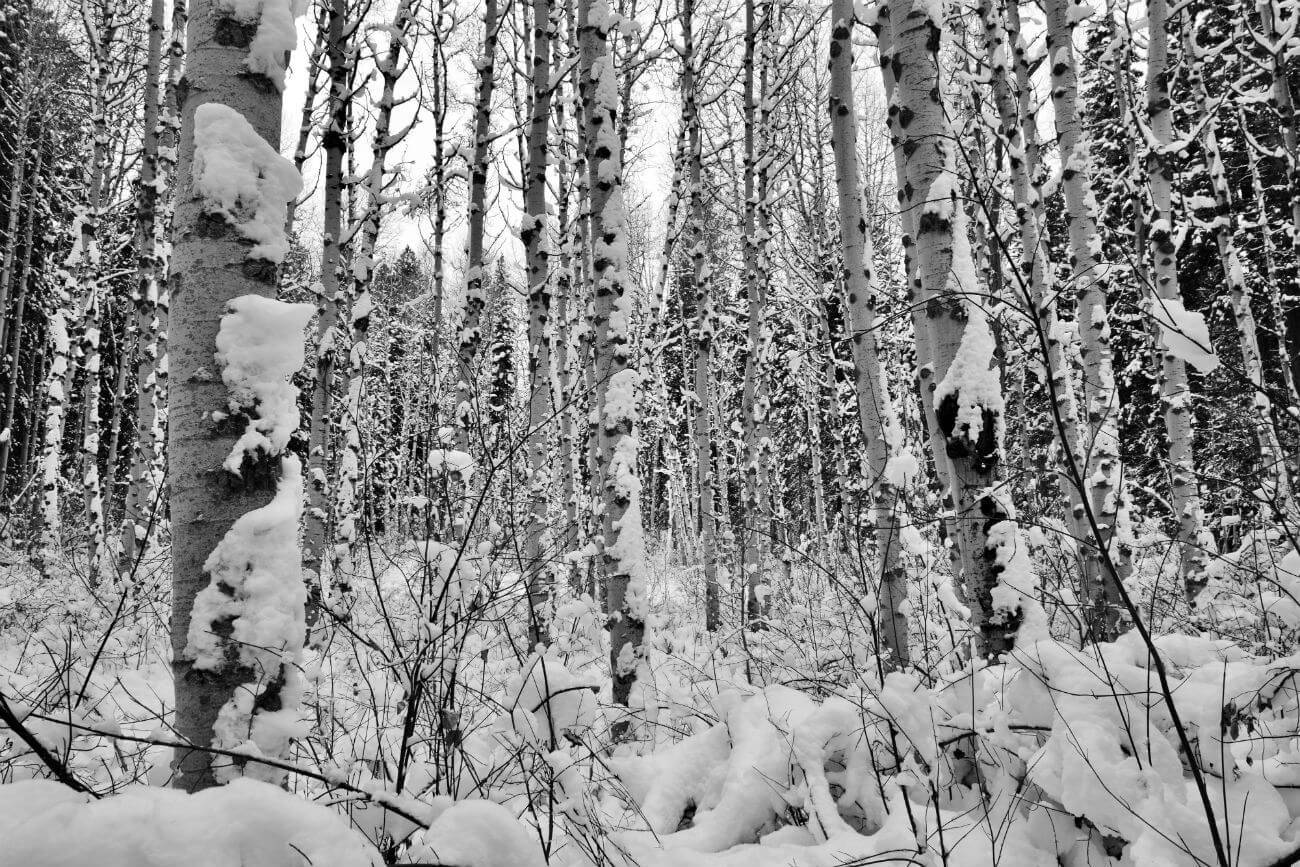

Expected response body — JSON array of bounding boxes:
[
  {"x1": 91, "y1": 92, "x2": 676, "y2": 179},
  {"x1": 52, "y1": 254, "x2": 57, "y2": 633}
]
[
  {"x1": 119, "y1": 0, "x2": 168, "y2": 573},
  {"x1": 0, "y1": 143, "x2": 39, "y2": 492},
  {"x1": 522, "y1": 0, "x2": 554, "y2": 647},
  {"x1": 551, "y1": 24, "x2": 583, "y2": 588},
  {"x1": 456, "y1": 0, "x2": 500, "y2": 459},
  {"x1": 1184, "y1": 24, "x2": 1292, "y2": 516},
  {"x1": 1255, "y1": 1, "x2": 1300, "y2": 291},
  {"x1": 331, "y1": 0, "x2": 418, "y2": 602},
  {"x1": 1043, "y1": 0, "x2": 1130, "y2": 639},
  {"x1": 0, "y1": 79, "x2": 30, "y2": 360},
  {"x1": 1145, "y1": 0, "x2": 1210, "y2": 597},
  {"x1": 579, "y1": 0, "x2": 645, "y2": 727},
  {"x1": 980, "y1": 0, "x2": 1095, "y2": 629},
  {"x1": 677, "y1": 0, "x2": 719, "y2": 633},
  {"x1": 887, "y1": 0, "x2": 1029, "y2": 660},
  {"x1": 830, "y1": 0, "x2": 908, "y2": 667},
  {"x1": 169, "y1": 0, "x2": 307, "y2": 791},
  {"x1": 1238, "y1": 99, "x2": 1300, "y2": 419},
  {"x1": 740, "y1": 0, "x2": 774, "y2": 628},
  {"x1": 41, "y1": 1, "x2": 119, "y2": 560},
  {"x1": 303, "y1": 0, "x2": 353, "y2": 608},
  {"x1": 872, "y1": 4, "x2": 963, "y2": 572}
]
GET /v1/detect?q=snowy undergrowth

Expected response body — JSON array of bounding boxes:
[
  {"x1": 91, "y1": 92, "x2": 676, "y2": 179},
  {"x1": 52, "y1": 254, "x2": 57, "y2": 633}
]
[{"x1": 4, "y1": 529, "x2": 1300, "y2": 866}]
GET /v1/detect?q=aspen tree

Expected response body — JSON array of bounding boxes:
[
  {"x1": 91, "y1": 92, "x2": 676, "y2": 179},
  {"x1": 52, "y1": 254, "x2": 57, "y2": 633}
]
[
  {"x1": 1252, "y1": 1, "x2": 1300, "y2": 282},
  {"x1": 678, "y1": 0, "x2": 720, "y2": 632},
  {"x1": 119, "y1": 0, "x2": 168, "y2": 571},
  {"x1": 1237, "y1": 97, "x2": 1300, "y2": 418},
  {"x1": 1184, "y1": 23, "x2": 1292, "y2": 515},
  {"x1": 0, "y1": 67, "x2": 30, "y2": 360},
  {"x1": 0, "y1": 144, "x2": 40, "y2": 493},
  {"x1": 579, "y1": 0, "x2": 645, "y2": 724},
  {"x1": 332, "y1": 0, "x2": 421, "y2": 597},
  {"x1": 1146, "y1": 0, "x2": 1211, "y2": 597},
  {"x1": 979, "y1": 0, "x2": 1096, "y2": 628},
  {"x1": 456, "y1": 0, "x2": 500, "y2": 457},
  {"x1": 286, "y1": 3, "x2": 330, "y2": 234},
  {"x1": 886, "y1": 0, "x2": 1032, "y2": 659},
  {"x1": 740, "y1": 0, "x2": 774, "y2": 627},
  {"x1": 871, "y1": 4, "x2": 964, "y2": 571},
  {"x1": 829, "y1": 0, "x2": 908, "y2": 666},
  {"x1": 551, "y1": 13, "x2": 583, "y2": 582},
  {"x1": 1043, "y1": 0, "x2": 1130, "y2": 639},
  {"x1": 522, "y1": 0, "x2": 555, "y2": 646},
  {"x1": 39, "y1": 0, "x2": 119, "y2": 560},
  {"x1": 169, "y1": 0, "x2": 306, "y2": 790},
  {"x1": 303, "y1": 0, "x2": 354, "y2": 605}
]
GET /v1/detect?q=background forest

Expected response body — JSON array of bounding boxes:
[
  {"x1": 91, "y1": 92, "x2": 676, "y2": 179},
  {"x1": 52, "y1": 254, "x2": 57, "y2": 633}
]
[{"x1": 3, "y1": 0, "x2": 1300, "y2": 865}]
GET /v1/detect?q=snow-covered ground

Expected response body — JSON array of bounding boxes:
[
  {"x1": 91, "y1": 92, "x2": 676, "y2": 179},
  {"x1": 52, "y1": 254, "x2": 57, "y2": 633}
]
[{"x1": 4, "y1": 527, "x2": 1300, "y2": 867}]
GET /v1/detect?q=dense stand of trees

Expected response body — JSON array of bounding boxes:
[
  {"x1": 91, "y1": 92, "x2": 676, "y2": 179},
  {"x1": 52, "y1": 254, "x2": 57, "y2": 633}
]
[{"x1": 6, "y1": 0, "x2": 1300, "y2": 823}]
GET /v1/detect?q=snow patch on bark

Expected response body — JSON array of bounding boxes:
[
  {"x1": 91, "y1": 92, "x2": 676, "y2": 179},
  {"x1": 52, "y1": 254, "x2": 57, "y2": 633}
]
[
  {"x1": 214, "y1": 0, "x2": 306, "y2": 89},
  {"x1": 187, "y1": 458, "x2": 309, "y2": 781},
  {"x1": 215, "y1": 294, "x2": 314, "y2": 471},
  {"x1": 1148, "y1": 296, "x2": 1220, "y2": 373},
  {"x1": 193, "y1": 103, "x2": 303, "y2": 263}
]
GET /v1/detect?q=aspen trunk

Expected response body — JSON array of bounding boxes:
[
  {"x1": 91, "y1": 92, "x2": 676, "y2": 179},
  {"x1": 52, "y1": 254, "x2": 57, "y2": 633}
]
[
  {"x1": 0, "y1": 83, "x2": 30, "y2": 359},
  {"x1": 303, "y1": 0, "x2": 352, "y2": 604},
  {"x1": 829, "y1": 0, "x2": 907, "y2": 667},
  {"x1": 169, "y1": 0, "x2": 302, "y2": 791},
  {"x1": 1146, "y1": 0, "x2": 1209, "y2": 598},
  {"x1": 522, "y1": 0, "x2": 554, "y2": 646},
  {"x1": 286, "y1": 3, "x2": 330, "y2": 234},
  {"x1": 455, "y1": 0, "x2": 500, "y2": 457},
  {"x1": 119, "y1": 0, "x2": 168, "y2": 572},
  {"x1": 886, "y1": 0, "x2": 1024, "y2": 660},
  {"x1": 552, "y1": 41, "x2": 582, "y2": 588},
  {"x1": 579, "y1": 0, "x2": 645, "y2": 728},
  {"x1": 677, "y1": 0, "x2": 719, "y2": 633},
  {"x1": 0, "y1": 143, "x2": 39, "y2": 494},
  {"x1": 1184, "y1": 25, "x2": 1292, "y2": 516},
  {"x1": 872, "y1": 5, "x2": 965, "y2": 574},
  {"x1": 1043, "y1": 0, "x2": 1130, "y2": 639},
  {"x1": 740, "y1": 0, "x2": 773, "y2": 627},
  {"x1": 331, "y1": 0, "x2": 418, "y2": 598}
]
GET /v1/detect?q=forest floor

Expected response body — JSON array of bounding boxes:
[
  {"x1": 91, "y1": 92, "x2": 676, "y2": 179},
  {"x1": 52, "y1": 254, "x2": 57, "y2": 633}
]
[{"x1": 2, "y1": 529, "x2": 1300, "y2": 867}]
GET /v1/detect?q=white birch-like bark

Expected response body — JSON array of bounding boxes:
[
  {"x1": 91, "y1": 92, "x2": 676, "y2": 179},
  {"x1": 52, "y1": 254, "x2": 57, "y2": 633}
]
[
  {"x1": 169, "y1": 0, "x2": 302, "y2": 790},
  {"x1": 455, "y1": 0, "x2": 500, "y2": 459},
  {"x1": 1184, "y1": 25, "x2": 1292, "y2": 516},
  {"x1": 1145, "y1": 0, "x2": 1210, "y2": 597},
  {"x1": 522, "y1": 0, "x2": 555, "y2": 646},
  {"x1": 119, "y1": 0, "x2": 168, "y2": 572},
  {"x1": 740, "y1": 0, "x2": 774, "y2": 627},
  {"x1": 579, "y1": 0, "x2": 645, "y2": 726},
  {"x1": 1043, "y1": 0, "x2": 1130, "y2": 639},
  {"x1": 886, "y1": 0, "x2": 1024, "y2": 659},
  {"x1": 303, "y1": 0, "x2": 353, "y2": 603},
  {"x1": 830, "y1": 0, "x2": 908, "y2": 667},
  {"x1": 678, "y1": 0, "x2": 719, "y2": 633},
  {"x1": 0, "y1": 144, "x2": 40, "y2": 492},
  {"x1": 871, "y1": 4, "x2": 964, "y2": 572}
]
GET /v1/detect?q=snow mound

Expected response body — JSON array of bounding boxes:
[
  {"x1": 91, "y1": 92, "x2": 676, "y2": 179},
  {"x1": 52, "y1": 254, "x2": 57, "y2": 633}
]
[
  {"x1": 405, "y1": 799, "x2": 545, "y2": 867},
  {"x1": 0, "y1": 778, "x2": 380, "y2": 867}
]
